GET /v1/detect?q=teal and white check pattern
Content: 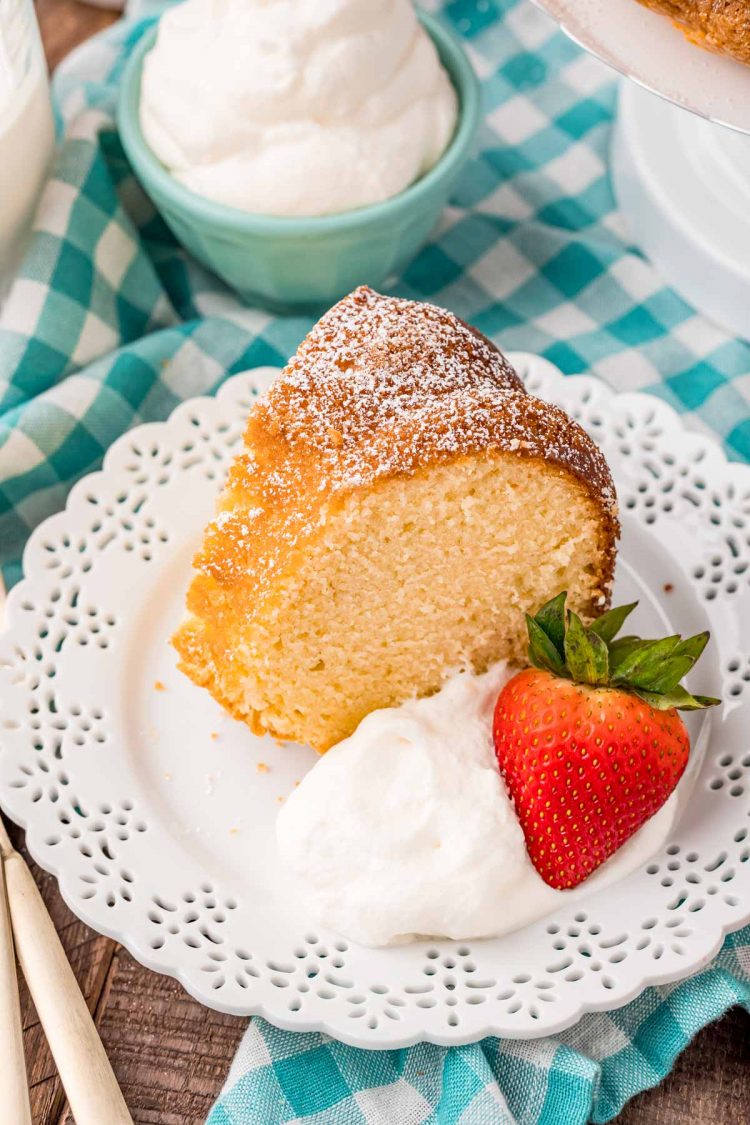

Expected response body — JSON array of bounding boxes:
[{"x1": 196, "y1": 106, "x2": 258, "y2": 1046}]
[
  {"x1": 1, "y1": 1, "x2": 749, "y2": 1122},
  {"x1": 208, "y1": 933, "x2": 750, "y2": 1125}
]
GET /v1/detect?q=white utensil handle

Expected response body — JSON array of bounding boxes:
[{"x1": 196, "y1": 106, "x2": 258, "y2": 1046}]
[
  {"x1": 4, "y1": 851, "x2": 133, "y2": 1125},
  {"x1": 0, "y1": 859, "x2": 32, "y2": 1125}
]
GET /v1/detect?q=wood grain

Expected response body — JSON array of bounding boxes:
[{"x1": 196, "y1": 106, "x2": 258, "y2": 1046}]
[
  {"x1": 11, "y1": 824, "x2": 245, "y2": 1125},
  {"x1": 19, "y1": 3, "x2": 750, "y2": 1123},
  {"x1": 620, "y1": 1007, "x2": 750, "y2": 1124},
  {"x1": 36, "y1": 0, "x2": 118, "y2": 72}
]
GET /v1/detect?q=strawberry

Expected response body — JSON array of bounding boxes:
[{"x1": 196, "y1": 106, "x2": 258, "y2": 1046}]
[{"x1": 493, "y1": 592, "x2": 719, "y2": 890}]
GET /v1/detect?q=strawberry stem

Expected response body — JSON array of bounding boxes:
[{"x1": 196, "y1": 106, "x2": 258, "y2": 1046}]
[{"x1": 526, "y1": 592, "x2": 720, "y2": 710}]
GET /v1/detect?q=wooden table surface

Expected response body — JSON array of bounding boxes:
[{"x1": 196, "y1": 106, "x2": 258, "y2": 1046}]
[{"x1": 19, "y1": 3, "x2": 750, "y2": 1122}]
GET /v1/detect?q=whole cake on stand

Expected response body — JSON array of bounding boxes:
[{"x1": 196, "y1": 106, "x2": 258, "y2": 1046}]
[{"x1": 533, "y1": 0, "x2": 750, "y2": 340}]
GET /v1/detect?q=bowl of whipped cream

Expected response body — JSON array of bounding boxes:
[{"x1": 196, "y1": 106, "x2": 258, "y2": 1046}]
[{"x1": 117, "y1": 0, "x2": 479, "y2": 310}]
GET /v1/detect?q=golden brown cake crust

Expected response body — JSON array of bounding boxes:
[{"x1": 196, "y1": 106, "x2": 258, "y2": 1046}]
[
  {"x1": 636, "y1": 0, "x2": 750, "y2": 63},
  {"x1": 174, "y1": 288, "x2": 619, "y2": 738},
  {"x1": 191, "y1": 287, "x2": 617, "y2": 593}
]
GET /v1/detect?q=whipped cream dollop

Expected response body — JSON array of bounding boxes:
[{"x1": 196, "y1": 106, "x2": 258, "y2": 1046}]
[
  {"x1": 277, "y1": 663, "x2": 679, "y2": 947},
  {"x1": 140, "y1": 0, "x2": 458, "y2": 217}
]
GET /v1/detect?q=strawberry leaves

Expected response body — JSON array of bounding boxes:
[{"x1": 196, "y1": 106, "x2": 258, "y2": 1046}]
[
  {"x1": 589, "y1": 600, "x2": 637, "y2": 644},
  {"x1": 533, "y1": 590, "x2": 567, "y2": 656},
  {"x1": 564, "y1": 611, "x2": 609, "y2": 685},
  {"x1": 610, "y1": 634, "x2": 682, "y2": 686},
  {"x1": 526, "y1": 592, "x2": 719, "y2": 711},
  {"x1": 525, "y1": 614, "x2": 566, "y2": 676}
]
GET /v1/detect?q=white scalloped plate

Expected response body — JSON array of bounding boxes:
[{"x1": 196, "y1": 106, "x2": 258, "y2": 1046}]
[
  {"x1": 1, "y1": 355, "x2": 749, "y2": 1048},
  {"x1": 532, "y1": 0, "x2": 750, "y2": 134}
]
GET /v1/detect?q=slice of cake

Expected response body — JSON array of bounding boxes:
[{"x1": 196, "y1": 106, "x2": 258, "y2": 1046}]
[{"x1": 173, "y1": 287, "x2": 618, "y2": 751}]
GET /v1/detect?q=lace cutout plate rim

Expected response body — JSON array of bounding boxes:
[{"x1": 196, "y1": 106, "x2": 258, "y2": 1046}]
[{"x1": 0, "y1": 354, "x2": 748, "y2": 1047}]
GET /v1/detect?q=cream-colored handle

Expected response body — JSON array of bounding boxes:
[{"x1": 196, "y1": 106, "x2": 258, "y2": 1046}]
[
  {"x1": 4, "y1": 851, "x2": 133, "y2": 1125},
  {"x1": 0, "y1": 858, "x2": 32, "y2": 1125},
  {"x1": 0, "y1": 579, "x2": 30, "y2": 1122}
]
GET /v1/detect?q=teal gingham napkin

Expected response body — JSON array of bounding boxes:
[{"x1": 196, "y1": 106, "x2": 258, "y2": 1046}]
[{"x1": 2, "y1": 2, "x2": 750, "y2": 1122}]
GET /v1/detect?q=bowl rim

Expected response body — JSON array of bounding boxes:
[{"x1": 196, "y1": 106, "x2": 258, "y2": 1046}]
[{"x1": 117, "y1": 10, "x2": 481, "y2": 237}]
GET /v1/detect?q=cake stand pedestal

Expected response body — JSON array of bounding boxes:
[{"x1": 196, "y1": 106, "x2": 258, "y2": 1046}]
[
  {"x1": 611, "y1": 80, "x2": 750, "y2": 340},
  {"x1": 530, "y1": 0, "x2": 750, "y2": 340}
]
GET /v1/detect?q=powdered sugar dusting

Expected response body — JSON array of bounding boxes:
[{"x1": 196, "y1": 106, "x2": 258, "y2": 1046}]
[
  {"x1": 193, "y1": 287, "x2": 618, "y2": 593},
  {"x1": 257, "y1": 286, "x2": 525, "y2": 487},
  {"x1": 252, "y1": 287, "x2": 617, "y2": 505}
]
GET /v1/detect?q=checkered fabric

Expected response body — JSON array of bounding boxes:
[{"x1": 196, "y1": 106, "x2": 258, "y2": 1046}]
[
  {"x1": 209, "y1": 932, "x2": 750, "y2": 1124},
  {"x1": 1, "y1": 1, "x2": 749, "y2": 1121}
]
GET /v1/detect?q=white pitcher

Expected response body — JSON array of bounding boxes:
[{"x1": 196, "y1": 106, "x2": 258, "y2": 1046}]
[{"x1": 0, "y1": 0, "x2": 54, "y2": 298}]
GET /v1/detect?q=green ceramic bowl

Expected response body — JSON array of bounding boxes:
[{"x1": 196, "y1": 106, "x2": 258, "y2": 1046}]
[{"x1": 117, "y1": 13, "x2": 480, "y2": 312}]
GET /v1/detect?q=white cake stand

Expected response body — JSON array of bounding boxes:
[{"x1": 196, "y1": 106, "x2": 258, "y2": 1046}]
[{"x1": 532, "y1": 0, "x2": 750, "y2": 340}]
